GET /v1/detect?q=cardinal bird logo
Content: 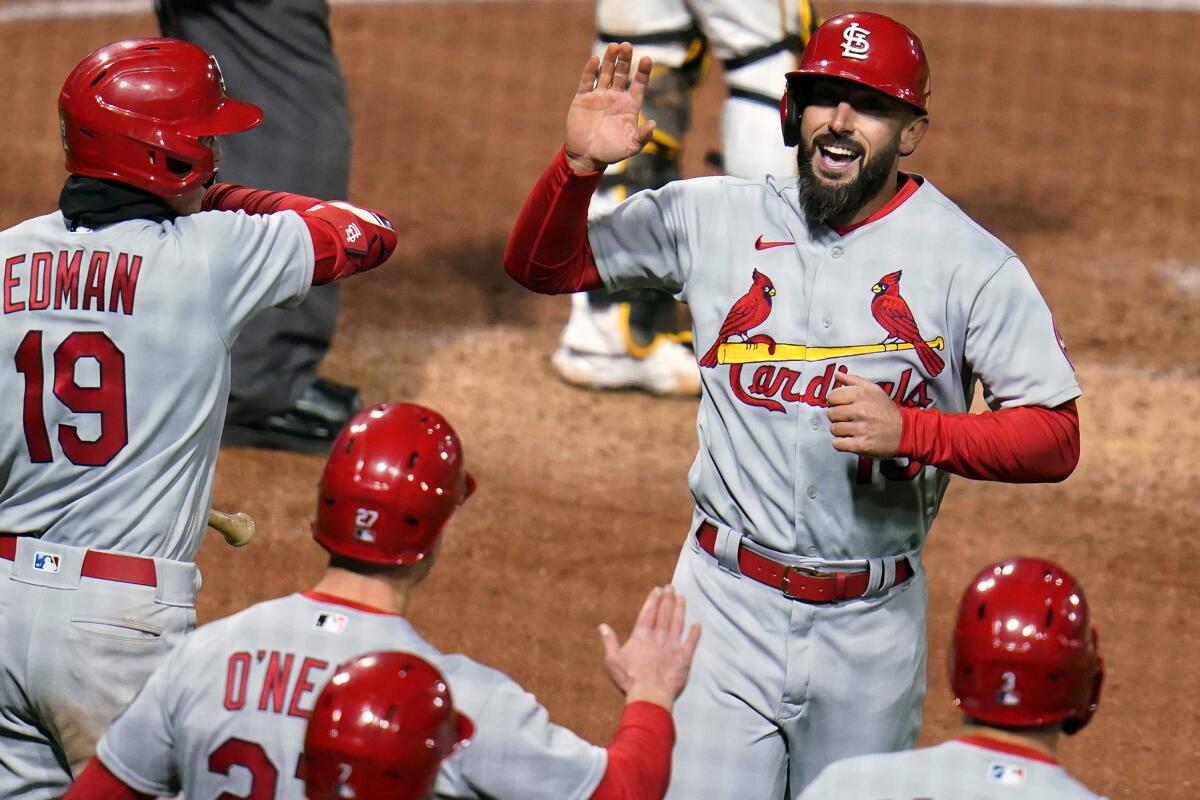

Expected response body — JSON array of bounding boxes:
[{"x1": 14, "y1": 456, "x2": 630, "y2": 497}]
[
  {"x1": 700, "y1": 269, "x2": 777, "y2": 368},
  {"x1": 870, "y1": 270, "x2": 945, "y2": 377}
]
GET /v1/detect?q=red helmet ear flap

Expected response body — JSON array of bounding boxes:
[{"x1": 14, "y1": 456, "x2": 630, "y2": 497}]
[
  {"x1": 780, "y1": 88, "x2": 802, "y2": 148},
  {"x1": 1064, "y1": 651, "x2": 1104, "y2": 735}
]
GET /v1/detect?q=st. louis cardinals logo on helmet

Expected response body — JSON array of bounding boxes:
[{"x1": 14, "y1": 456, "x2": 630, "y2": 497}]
[{"x1": 840, "y1": 22, "x2": 872, "y2": 60}]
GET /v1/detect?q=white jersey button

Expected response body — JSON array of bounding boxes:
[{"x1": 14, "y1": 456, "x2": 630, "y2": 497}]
[
  {"x1": 809, "y1": 417, "x2": 820, "y2": 430},
  {"x1": 831, "y1": 246, "x2": 844, "y2": 258},
  {"x1": 822, "y1": 316, "x2": 832, "y2": 328},
  {"x1": 806, "y1": 485, "x2": 818, "y2": 499}
]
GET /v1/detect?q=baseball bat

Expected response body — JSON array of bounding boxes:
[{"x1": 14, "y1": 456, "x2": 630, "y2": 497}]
[
  {"x1": 207, "y1": 509, "x2": 255, "y2": 547},
  {"x1": 718, "y1": 336, "x2": 945, "y2": 365}
]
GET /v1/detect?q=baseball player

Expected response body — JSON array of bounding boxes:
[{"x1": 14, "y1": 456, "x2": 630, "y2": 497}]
[
  {"x1": 505, "y1": 13, "x2": 1082, "y2": 796},
  {"x1": 0, "y1": 38, "x2": 395, "y2": 798},
  {"x1": 67, "y1": 402, "x2": 701, "y2": 799},
  {"x1": 303, "y1": 651, "x2": 474, "y2": 800},
  {"x1": 798, "y1": 556, "x2": 1107, "y2": 799},
  {"x1": 553, "y1": 0, "x2": 823, "y2": 397}
]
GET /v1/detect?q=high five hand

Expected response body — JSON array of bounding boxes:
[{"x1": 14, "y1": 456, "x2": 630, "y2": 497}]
[{"x1": 564, "y1": 42, "x2": 656, "y2": 175}]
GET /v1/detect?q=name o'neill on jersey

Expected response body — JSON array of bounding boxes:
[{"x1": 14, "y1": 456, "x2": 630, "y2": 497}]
[
  {"x1": 3, "y1": 249, "x2": 142, "y2": 315},
  {"x1": 223, "y1": 650, "x2": 334, "y2": 720},
  {"x1": 702, "y1": 269, "x2": 944, "y2": 414}
]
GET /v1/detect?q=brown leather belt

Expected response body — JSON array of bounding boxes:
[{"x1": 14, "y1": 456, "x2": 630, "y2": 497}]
[
  {"x1": 696, "y1": 522, "x2": 913, "y2": 603},
  {"x1": 0, "y1": 535, "x2": 158, "y2": 587}
]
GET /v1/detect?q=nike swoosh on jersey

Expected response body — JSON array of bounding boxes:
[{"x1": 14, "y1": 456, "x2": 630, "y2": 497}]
[{"x1": 754, "y1": 235, "x2": 795, "y2": 250}]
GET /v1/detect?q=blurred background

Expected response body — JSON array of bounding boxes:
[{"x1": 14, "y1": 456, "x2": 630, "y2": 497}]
[{"x1": 1, "y1": 0, "x2": 1197, "y2": 795}]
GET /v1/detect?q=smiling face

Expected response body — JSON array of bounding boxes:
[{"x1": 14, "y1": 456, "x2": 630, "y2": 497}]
[{"x1": 794, "y1": 78, "x2": 928, "y2": 226}]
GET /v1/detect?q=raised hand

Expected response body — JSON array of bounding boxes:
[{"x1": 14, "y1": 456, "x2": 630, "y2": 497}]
[
  {"x1": 598, "y1": 585, "x2": 701, "y2": 711},
  {"x1": 565, "y1": 42, "x2": 656, "y2": 175}
]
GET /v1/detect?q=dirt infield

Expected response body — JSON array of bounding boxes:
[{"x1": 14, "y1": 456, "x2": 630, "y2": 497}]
[{"x1": 2, "y1": 1, "x2": 1197, "y2": 796}]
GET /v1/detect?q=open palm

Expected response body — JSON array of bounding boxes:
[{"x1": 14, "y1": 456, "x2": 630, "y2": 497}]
[{"x1": 565, "y1": 43, "x2": 656, "y2": 174}]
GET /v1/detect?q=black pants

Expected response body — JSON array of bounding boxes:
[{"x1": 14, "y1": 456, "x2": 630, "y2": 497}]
[{"x1": 157, "y1": 0, "x2": 352, "y2": 422}]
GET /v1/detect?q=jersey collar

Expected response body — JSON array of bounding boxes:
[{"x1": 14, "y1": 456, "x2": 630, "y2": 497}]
[
  {"x1": 956, "y1": 735, "x2": 1060, "y2": 765},
  {"x1": 831, "y1": 173, "x2": 921, "y2": 237},
  {"x1": 300, "y1": 590, "x2": 401, "y2": 617}
]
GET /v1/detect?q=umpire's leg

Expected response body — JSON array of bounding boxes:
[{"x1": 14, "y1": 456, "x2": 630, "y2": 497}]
[{"x1": 158, "y1": 1, "x2": 355, "y2": 450}]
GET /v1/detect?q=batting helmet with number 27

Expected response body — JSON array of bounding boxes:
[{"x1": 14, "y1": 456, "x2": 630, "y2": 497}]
[{"x1": 312, "y1": 403, "x2": 476, "y2": 566}]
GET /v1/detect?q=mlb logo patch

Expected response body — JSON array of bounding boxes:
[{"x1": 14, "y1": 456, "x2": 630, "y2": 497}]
[
  {"x1": 33, "y1": 552, "x2": 61, "y2": 574},
  {"x1": 988, "y1": 762, "x2": 1027, "y2": 786},
  {"x1": 315, "y1": 612, "x2": 349, "y2": 634}
]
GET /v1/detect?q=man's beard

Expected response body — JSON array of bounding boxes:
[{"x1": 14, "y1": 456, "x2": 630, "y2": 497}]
[{"x1": 796, "y1": 133, "x2": 899, "y2": 226}]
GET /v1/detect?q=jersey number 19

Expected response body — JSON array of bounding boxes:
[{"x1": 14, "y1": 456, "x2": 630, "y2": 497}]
[{"x1": 14, "y1": 330, "x2": 128, "y2": 466}]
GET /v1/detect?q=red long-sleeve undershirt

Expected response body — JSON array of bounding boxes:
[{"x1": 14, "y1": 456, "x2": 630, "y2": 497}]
[
  {"x1": 63, "y1": 758, "x2": 152, "y2": 800},
  {"x1": 504, "y1": 147, "x2": 1081, "y2": 484},
  {"x1": 590, "y1": 701, "x2": 675, "y2": 800},
  {"x1": 202, "y1": 183, "x2": 393, "y2": 285},
  {"x1": 503, "y1": 147, "x2": 604, "y2": 294},
  {"x1": 898, "y1": 399, "x2": 1079, "y2": 482}
]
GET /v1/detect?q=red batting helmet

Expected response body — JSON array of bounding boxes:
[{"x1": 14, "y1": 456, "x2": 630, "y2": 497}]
[
  {"x1": 303, "y1": 652, "x2": 473, "y2": 800},
  {"x1": 312, "y1": 403, "x2": 476, "y2": 566},
  {"x1": 780, "y1": 12, "x2": 930, "y2": 147},
  {"x1": 59, "y1": 38, "x2": 263, "y2": 198},
  {"x1": 950, "y1": 557, "x2": 1104, "y2": 734}
]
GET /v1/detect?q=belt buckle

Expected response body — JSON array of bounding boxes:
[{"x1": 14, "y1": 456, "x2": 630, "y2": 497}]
[{"x1": 780, "y1": 563, "x2": 824, "y2": 599}]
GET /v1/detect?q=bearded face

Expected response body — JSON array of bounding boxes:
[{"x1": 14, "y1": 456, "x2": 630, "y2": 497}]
[
  {"x1": 791, "y1": 77, "x2": 924, "y2": 227},
  {"x1": 795, "y1": 128, "x2": 901, "y2": 226}
]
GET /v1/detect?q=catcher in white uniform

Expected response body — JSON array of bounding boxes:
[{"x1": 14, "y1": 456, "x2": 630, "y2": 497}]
[
  {"x1": 67, "y1": 403, "x2": 700, "y2": 799},
  {"x1": 799, "y1": 556, "x2": 1107, "y2": 800},
  {"x1": 553, "y1": 0, "x2": 822, "y2": 396},
  {"x1": 506, "y1": 13, "x2": 1083, "y2": 797},
  {"x1": 0, "y1": 38, "x2": 396, "y2": 798}
]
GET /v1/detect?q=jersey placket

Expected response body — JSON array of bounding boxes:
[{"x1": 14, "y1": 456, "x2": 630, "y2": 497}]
[{"x1": 791, "y1": 230, "x2": 843, "y2": 559}]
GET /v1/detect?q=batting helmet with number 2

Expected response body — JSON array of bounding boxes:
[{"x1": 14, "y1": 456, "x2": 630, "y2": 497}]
[
  {"x1": 303, "y1": 652, "x2": 473, "y2": 800},
  {"x1": 949, "y1": 557, "x2": 1104, "y2": 734},
  {"x1": 780, "y1": 12, "x2": 930, "y2": 147},
  {"x1": 59, "y1": 38, "x2": 263, "y2": 197},
  {"x1": 312, "y1": 403, "x2": 476, "y2": 566}
]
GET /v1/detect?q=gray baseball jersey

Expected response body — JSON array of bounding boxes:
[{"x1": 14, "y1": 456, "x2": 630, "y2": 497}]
[
  {"x1": 797, "y1": 738, "x2": 1106, "y2": 799},
  {"x1": 96, "y1": 592, "x2": 607, "y2": 799},
  {"x1": 0, "y1": 207, "x2": 311, "y2": 798},
  {"x1": 590, "y1": 174, "x2": 1078, "y2": 559},
  {"x1": 0, "y1": 209, "x2": 312, "y2": 561},
  {"x1": 587, "y1": 173, "x2": 1078, "y2": 797}
]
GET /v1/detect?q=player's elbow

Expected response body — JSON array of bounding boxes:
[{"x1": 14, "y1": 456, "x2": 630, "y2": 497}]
[
  {"x1": 502, "y1": 242, "x2": 555, "y2": 294},
  {"x1": 1043, "y1": 400, "x2": 1081, "y2": 483},
  {"x1": 502, "y1": 257, "x2": 561, "y2": 295},
  {"x1": 1046, "y1": 435, "x2": 1080, "y2": 483}
]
